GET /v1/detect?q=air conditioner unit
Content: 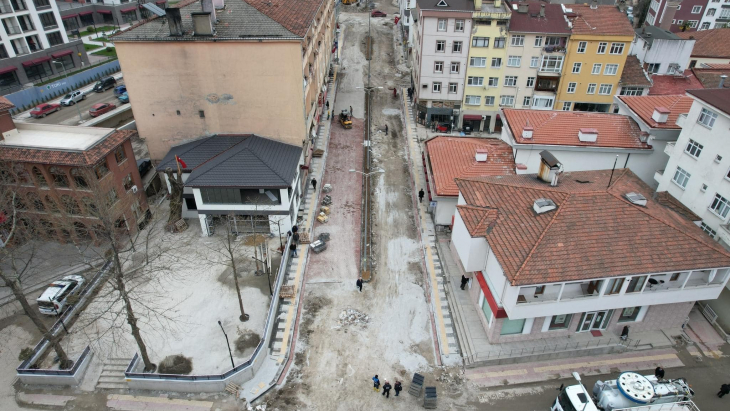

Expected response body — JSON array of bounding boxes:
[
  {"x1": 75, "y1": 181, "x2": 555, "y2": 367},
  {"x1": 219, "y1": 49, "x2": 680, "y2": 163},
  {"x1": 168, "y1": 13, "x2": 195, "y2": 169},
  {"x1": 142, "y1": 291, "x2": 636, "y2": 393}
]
[{"x1": 131, "y1": 185, "x2": 138, "y2": 193}]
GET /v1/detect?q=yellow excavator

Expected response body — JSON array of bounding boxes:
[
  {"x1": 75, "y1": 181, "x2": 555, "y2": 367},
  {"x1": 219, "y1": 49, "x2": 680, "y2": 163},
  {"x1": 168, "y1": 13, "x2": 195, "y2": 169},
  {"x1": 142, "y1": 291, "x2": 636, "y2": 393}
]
[
  {"x1": 342, "y1": 0, "x2": 356, "y2": 4},
  {"x1": 339, "y1": 110, "x2": 352, "y2": 129}
]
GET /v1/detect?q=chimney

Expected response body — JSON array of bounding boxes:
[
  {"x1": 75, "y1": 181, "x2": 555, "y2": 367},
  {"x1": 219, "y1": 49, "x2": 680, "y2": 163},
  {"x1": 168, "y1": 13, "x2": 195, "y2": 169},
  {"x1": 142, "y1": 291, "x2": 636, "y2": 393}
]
[
  {"x1": 720, "y1": 74, "x2": 727, "y2": 88},
  {"x1": 522, "y1": 125, "x2": 534, "y2": 139},
  {"x1": 166, "y1": 8, "x2": 184, "y2": 36},
  {"x1": 475, "y1": 148, "x2": 488, "y2": 162},
  {"x1": 538, "y1": 150, "x2": 562, "y2": 186},
  {"x1": 517, "y1": 3, "x2": 528, "y2": 13},
  {"x1": 590, "y1": 0, "x2": 598, "y2": 9},
  {"x1": 540, "y1": 3, "x2": 545, "y2": 17},
  {"x1": 639, "y1": 131, "x2": 649, "y2": 143},
  {"x1": 474, "y1": 0, "x2": 482, "y2": 11},
  {"x1": 578, "y1": 127, "x2": 598, "y2": 142},
  {"x1": 201, "y1": 0, "x2": 216, "y2": 22},
  {"x1": 212, "y1": 0, "x2": 224, "y2": 9},
  {"x1": 192, "y1": 12, "x2": 215, "y2": 36},
  {"x1": 494, "y1": 0, "x2": 501, "y2": 8},
  {"x1": 651, "y1": 107, "x2": 670, "y2": 123}
]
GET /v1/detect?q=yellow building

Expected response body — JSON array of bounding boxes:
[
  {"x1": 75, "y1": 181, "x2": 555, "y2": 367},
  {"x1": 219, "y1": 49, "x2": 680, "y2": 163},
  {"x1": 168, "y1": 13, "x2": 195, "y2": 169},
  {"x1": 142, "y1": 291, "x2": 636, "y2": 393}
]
[
  {"x1": 460, "y1": 0, "x2": 511, "y2": 133},
  {"x1": 556, "y1": 4, "x2": 635, "y2": 112}
]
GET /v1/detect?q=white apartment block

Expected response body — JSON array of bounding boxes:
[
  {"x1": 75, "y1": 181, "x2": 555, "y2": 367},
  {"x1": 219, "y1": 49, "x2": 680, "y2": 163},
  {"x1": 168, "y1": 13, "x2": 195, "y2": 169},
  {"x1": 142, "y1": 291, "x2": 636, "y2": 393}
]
[
  {"x1": 630, "y1": 25, "x2": 695, "y2": 75},
  {"x1": 698, "y1": 2, "x2": 730, "y2": 30}
]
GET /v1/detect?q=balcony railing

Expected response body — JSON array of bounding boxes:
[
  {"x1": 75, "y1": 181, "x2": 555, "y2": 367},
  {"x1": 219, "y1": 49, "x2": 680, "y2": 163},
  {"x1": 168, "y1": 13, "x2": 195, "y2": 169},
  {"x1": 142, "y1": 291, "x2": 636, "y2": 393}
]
[
  {"x1": 653, "y1": 169, "x2": 664, "y2": 183},
  {"x1": 664, "y1": 142, "x2": 675, "y2": 156},
  {"x1": 676, "y1": 113, "x2": 687, "y2": 127},
  {"x1": 543, "y1": 46, "x2": 566, "y2": 53}
]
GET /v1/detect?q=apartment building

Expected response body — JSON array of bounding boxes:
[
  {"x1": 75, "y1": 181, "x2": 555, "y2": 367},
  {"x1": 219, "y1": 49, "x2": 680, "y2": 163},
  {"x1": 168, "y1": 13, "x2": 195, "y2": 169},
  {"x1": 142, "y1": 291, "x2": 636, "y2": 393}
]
[
  {"x1": 56, "y1": 0, "x2": 168, "y2": 32},
  {"x1": 0, "y1": 0, "x2": 89, "y2": 94},
  {"x1": 556, "y1": 3, "x2": 634, "y2": 113},
  {"x1": 412, "y1": 0, "x2": 474, "y2": 128},
  {"x1": 677, "y1": 28, "x2": 730, "y2": 67},
  {"x1": 398, "y1": 0, "x2": 417, "y2": 59},
  {"x1": 630, "y1": 25, "x2": 695, "y2": 76},
  {"x1": 455, "y1": 0, "x2": 510, "y2": 132},
  {"x1": 698, "y1": 0, "x2": 730, "y2": 30},
  {"x1": 450, "y1": 168, "x2": 730, "y2": 343},
  {"x1": 113, "y1": 0, "x2": 336, "y2": 166},
  {"x1": 646, "y1": 0, "x2": 718, "y2": 32}
]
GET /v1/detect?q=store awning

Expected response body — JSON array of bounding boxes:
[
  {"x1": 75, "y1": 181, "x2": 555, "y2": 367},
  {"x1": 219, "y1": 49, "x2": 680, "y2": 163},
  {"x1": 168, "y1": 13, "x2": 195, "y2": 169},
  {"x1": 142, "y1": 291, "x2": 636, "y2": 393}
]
[
  {"x1": 79, "y1": 11, "x2": 93, "y2": 16},
  {"x1": 61, "y1": 13, "x2": 78, "y2": 20},
  {"x1": 97, "y1": 10, "x2": 112, "y2": 14},
  {"x1": 462, "y1": 115, "x2": 483, "y2": 121},
  {"x1": 120, "y1": 7, "x2": 136, "y2": 12},
  {"x1": 51, "y1": 50, "x2": 74, "y2": 59},
  {"x1": 155, "y1": 0, "x2": 166, "y2": 4},
  {"x1": 0, "y1": 66, "x2": 18, "y2": 75},
  {"x1": 22, "y1": 56, "x2": 51, "y2": 67}
]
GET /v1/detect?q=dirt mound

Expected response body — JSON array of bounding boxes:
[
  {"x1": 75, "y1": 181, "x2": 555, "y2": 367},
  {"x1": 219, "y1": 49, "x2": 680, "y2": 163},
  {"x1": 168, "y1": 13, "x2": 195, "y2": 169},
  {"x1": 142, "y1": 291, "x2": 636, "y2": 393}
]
[
  {"x1": 158, "y1": 355, "x2": 192, "y2": 375},
  {"x1": 235, "y1": 330, "x2": 261, "y2": 355}
]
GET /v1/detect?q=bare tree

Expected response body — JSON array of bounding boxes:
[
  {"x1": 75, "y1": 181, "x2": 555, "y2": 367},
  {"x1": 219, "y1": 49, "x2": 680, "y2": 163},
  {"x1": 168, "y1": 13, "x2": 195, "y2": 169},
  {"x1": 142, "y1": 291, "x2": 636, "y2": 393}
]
[{"x1": 165, "y1": 168, "x2": 184, "y2": 226}]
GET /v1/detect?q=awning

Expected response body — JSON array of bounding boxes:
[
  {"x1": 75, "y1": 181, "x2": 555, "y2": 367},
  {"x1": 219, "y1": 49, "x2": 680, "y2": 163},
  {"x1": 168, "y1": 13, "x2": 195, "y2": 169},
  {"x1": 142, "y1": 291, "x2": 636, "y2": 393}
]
[
  {"x1": 51, "y1": 50, "x2": 73, "y2": 59},
  {"x1": 79, "y1": 11, "x2": 93, "y2": 16},
  {"x1": 97, "y1": 10, "x2": 112, "y2": 14},
  {"x1": 0, "y1": 66, "x2": 18, "y2": 75},
  {"x1": 22, "y1": 56, "x2": 51, "y2": 67},
  {"x1": 121, "y1": 7, "x2": 136, "y2": 12},
  {"x1": 155, "y1": 0, "x2": 166, "y2": 4},
  {"x1": 462, "y1": 114, "x2": 482, "y2": 121},
  {"x1": 61, "y1": 13, "x2": 78, "y2": 19}
]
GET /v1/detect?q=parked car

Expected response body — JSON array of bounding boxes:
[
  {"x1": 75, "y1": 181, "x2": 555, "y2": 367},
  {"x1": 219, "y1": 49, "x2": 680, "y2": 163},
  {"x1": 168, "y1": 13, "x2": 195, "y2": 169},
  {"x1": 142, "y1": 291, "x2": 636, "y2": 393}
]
[
  {"x1": 118, "y1": 92, "x2": 129, "y2": 104},
  {"x1": 137, "y1": 158, "x2": 152, "y2": 177},
  {"x1": 89, "y1": 102, "x2": 117, "y2": 117},
  {"x1": 60, "y1": 90, "x2": 86, "y2": 106},
  {"x1": 113, "y1": 85, "x2": 127, "y2": 96},
  {"x1": 30, "y1": 103, "x2": 61, "y2": 118},
  {"x1": 371, "y1": 10, "x2": 387, "y2": 17},
  {"x1": 37, "y1": 275, "x2": 85, "y2": 316},
  {"x1": 93, "y1": 77, "x2": 117, "y2": 93}
]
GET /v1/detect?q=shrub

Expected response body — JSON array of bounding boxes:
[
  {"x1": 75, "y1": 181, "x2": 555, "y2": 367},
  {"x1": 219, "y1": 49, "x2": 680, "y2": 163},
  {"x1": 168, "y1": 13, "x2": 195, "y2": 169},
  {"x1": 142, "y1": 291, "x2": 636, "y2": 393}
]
[
  {"x1": 106, "y1": 47, "x2": 113, "y2": 52},
  {"x1": 87, "y1": 26, "x2": 95, "y2": 32},
  {"x1": 18, "y1": 347, "x2": 33, "y2": 362},
  {"x1": 157, "y1": 355, "x2": 192, "y2": 375}
]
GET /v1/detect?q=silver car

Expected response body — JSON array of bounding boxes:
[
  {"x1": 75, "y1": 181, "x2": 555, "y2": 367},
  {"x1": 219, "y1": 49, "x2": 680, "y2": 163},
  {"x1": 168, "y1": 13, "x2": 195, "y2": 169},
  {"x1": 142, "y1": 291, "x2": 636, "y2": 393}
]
[{"x1": 60, "y1": 90, "x2": 86, "y2": 106}]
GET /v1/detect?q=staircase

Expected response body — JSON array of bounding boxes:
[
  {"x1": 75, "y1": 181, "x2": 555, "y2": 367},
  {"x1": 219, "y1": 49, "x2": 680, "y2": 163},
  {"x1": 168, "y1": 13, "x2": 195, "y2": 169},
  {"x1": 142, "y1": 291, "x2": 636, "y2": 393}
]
[{"x1": 96, "y1": 357, "x2": 130, "y2": 390}]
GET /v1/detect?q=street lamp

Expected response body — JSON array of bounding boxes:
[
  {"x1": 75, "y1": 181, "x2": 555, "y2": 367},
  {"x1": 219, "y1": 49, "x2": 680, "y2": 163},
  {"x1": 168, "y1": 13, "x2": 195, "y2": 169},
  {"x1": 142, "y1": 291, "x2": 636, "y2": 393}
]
[
  {"x1": 52, "y1": 60, "x2": 83, "y2": 123},
  {"x1": 572, "y1": 372, "x2": 591, "y2": 411},
  {"x1": 217, "y1": 320, "x2": 235, "y2": 369}
]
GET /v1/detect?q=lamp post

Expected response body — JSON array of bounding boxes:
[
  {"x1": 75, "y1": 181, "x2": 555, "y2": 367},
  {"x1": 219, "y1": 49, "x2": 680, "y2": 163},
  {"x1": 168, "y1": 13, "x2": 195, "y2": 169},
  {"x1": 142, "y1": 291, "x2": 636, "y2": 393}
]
[
  {"x1": 52, "y1": 60, "x2": 82, "y2": 123},
  {"x1": 217, "y1": 320, "x2": 235, "y2": 369},
  {"x1": 349, "y1": 168, "x2": 384, "y2": 280}
]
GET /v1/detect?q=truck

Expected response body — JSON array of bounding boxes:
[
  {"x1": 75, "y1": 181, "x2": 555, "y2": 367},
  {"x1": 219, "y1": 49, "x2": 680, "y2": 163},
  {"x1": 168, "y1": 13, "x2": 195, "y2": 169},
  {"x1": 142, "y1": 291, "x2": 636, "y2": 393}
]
[{"x1": 552, "y1": 371, "x2": 698, "y2": 411}]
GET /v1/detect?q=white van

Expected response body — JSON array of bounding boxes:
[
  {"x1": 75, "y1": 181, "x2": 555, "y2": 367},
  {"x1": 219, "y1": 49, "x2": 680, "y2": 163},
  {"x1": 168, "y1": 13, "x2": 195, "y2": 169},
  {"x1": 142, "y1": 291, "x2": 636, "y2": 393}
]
[{"x1": 36, "y1": 275, "x2": 85, "y2": 316}]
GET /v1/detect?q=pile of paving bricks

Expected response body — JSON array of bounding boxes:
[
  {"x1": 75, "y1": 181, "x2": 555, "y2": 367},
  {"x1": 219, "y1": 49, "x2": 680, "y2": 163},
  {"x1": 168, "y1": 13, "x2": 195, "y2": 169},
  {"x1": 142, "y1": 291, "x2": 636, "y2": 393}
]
[{"x1": 336, "y1": 308, "x2": 370, "y2": 328}]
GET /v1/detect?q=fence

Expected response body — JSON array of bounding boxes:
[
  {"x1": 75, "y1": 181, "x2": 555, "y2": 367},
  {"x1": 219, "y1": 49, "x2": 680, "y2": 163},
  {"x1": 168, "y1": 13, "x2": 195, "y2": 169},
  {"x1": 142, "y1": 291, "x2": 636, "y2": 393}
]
[
  {"x1": 3, "y1": 60, "x2": 121, "y2": 113},
  {"x1": 698, "y1": 301, "x2": 730, "y2": 342},
  {"x1": 123, "y1": 235, "x2": 294, "y2": 392}
]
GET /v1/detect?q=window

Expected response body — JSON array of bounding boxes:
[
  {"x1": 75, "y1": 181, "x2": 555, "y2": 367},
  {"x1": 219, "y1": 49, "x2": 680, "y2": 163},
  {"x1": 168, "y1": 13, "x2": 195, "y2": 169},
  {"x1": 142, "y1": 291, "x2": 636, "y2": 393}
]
[
  {"x1": 577, "y1": 41, "x2": 587, "y2": 53},
  {"x1": 626, "y1": 275, "x2": 647, "y2": 293},
  {"x1": 491, "y1": 57, "x2": 502, "y2": 68},
  {"x1": 465, "y1": 95, "x2": 481, "y2": 105},
  {"x1": 701, "y1": 22, "x2": 711, "y2": 30},
  {"x1": 49, "y1": 166, "x2": 68, "y2": 188},
  {"x1": 692, "y1": 5, "x2": 702, "y2": 13},
  {"x1": 448, "y1": 83, "x2": 458, "y2": 93},
  {"x1": 46, "y1": 31, "x2": 63, "y2": 47},
  {"x1": 605, "y1": 278, "x2": 624, "y2": 295},
  {"x1": 26, "y1": 192, "x2": 43, "y2": 211},
  {"x1": 688, "y1": 20, "x2": 698, "y2": 28},
  {"x1": 701, "y1": 222, "x2": 717, "y2": 237},
  {"x1": 592, "y1": 63, "x2": 602, "y2": 74},
  {"x1": 526, "y1": 77, "x2": 535, "y2": 87},
  {"x1": 71, "y1": 168, "x2": 88, "y2": 189},
  {"x1": 698, "y1": 108, "x2": 718, "y2": 128},
  {"x1": 500, "y1": 318, "x2": 526, "y2": 335},
  {"x1": 548, "y1": 314, "x2": 573, "y2": 330},
  {"x1": 480, "y1": 294, "x2": 493, "y2": 325},
  {"x1": 572, "y1": 62, "x2": 581, "y2": 73},
  {"x1": 436, "y1": 40, "x2": 445, "y2": 52},
  {"x1": 598, "y1": 84, "x2": 612, "y2": 95},
  {"x1": 604, "y1": 64, "x2": 619, "y2": 75},
  {"x1": 710, "y1": 193, "x2": 730, "y2": 218},
  {"x1": 469, "y1": 57, "x2": 486, "y2": 67},
  {"x1": 534, "y1": 36, "x2": 543, "y2": 47},
  {"x1": 455, "y1": 19, "x2": 464, "y2": 31},
  {"x1": 494, "y1": 37, "x2": 505, "y2": 48},
  {"x1": 647, "y1": 63, "x2": 660, "y2": 74},
  {"x1": 717, "y1": 155, "x2": 724, "y2": 163},
  {"x1": 533, "y1": 96, "x2": 554, "y2": 109},
  {"x1": 540, "y1": 55, "x2": 563, "y2": 72},
  {"x1": 672, "y1": 166, "x2": 691, "y2": 188},
  {"x1": 38, "y1": 12, "x2": 57, "y2": 29},
  {"x1": 676, "y1": 20, "x2": 683, "y2": 25},
  {"x1": 701, "y1": 184, "x2": 708, "y2": 192},
  {"x1": 472, "y1": 37, "x2": 489, "y2": 47},
  {"x1": 437, "y1": 18, "x2": 446, "y2": 31},
  {"x1": 107, "y1": 189, "x2": 118, "y2": 207},
  {"x1": 707, "y1": 8, "x2": 716, "y2": 16},
  {"x1": 94, "y1": 160, "x2": 109, "y2": 179},
  {"x1": 484, "y1": 96, "x2": 495, "y2": 106},
  {"x1": 33, "y1": 166, "x2": 47, "y2": 187},
  {"x1": 434, "y1": 61, "x2": 443, "y2": 73},
  {"x1": 45, "y1": 195, "x2": 58, "y2": 212},
  {"x1": 452, "y1": 41, "x2": 462, "y2": 53},
  {"x1": 620, "y1": 86, "x2": 644, "y2": 96},
  {"x1": 530, "y1": 56, "x2": 539, "y2": 68},
  {"x1": 507, "y1": 55, "x2": 521, "y2": 67},
  {"x1": 677, "y1": 5, "x2": 681, "y2": 10},
  {"x1": 123, "y1": 173, "x2": 133, "y2": 191},
  {"x1": 504, "y1": 76, "x2": 517, "y2": 86},
  {"x1": 597, "y1": 42, "x2": 607, "y2": 54},
  {"x1": 685, "y1": 139, "x2": 703, "y2": 158},
  {"x1": 488, "y1": 77, "x2": 499, "y2": 87},
  {"x1": 609, "y1": 43, "x2": 625, "y2": 55},
  {"x1": 587, "y1": 83, "x2": 597, "y2": 94},
  {"x1": 500, "y1": 95, "x2": 514, "y2": 107},
  {"x1": 523, "y1": 96, "x2": 531, "y2": 107},
  {"x1": 511, "y1": 35, "x2": 524, "y2": 46},
  {"x1": 566, "y1": 82, "x2": 576, "y2": 93},
  {"x1": 432, "y1": 82, "x2": 441, "y2": 93},
  {"x1": 115, "y1": 146, "x2": 127, "y2": 164},
  {"x1": 199, "y1": 110, "x2": 205, "y2": 118},
  {"x1": 562, "y1": 102, "x2": 572, "y2": 111},
  {"x1": 450, "y1": 61, "x2": 460, "y2": 73},
  {"x1": 467, "y1": 76, "x2": 484, "y2": 86},
  {"x1": 61, "y1": 195, "x2": 80, "y2": 215},
  {"x1": 618, "y1": 307, "x2": 642, "y2": 323}
]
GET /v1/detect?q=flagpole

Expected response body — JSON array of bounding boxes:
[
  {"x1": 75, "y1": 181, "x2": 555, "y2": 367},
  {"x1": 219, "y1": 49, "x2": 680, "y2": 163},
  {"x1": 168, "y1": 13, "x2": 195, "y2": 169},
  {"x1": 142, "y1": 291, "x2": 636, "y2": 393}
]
[{"x1": 176, "y1": 156, "x2": 182, "y2": 176}]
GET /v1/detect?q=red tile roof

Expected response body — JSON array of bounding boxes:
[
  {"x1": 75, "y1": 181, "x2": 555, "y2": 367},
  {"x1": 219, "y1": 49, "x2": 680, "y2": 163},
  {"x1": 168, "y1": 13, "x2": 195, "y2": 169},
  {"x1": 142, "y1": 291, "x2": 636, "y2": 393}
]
[
  {"x1": 620, "y1": 56, "x2": 652, "y2": 87},
  {"x1": 686, "y1": 88, "x2": 730, "y2": 116},
  {"x1": 703, "y1": 63, "x2": 730, "y2": 70},
  {"x1": 568, "y1": 5, "x2": 635, "y2": 37},
  {"x1": 617, "y1": 95, "x2": 693, "y2": 129},
  {"x1": 0, "y1": 96, "x2": 15, "y2": 111},
  {"x1": 425, "y1": 137, "x2": 515, "y2": 196},
  {"x1": 246, "y1": 0, "x2": 323, "y2": 37},
  {"x1": 676, "y1": 28, "x2": 730, "y2": 59},
  {"x1": 0, "y1": 130, "x2": 135, "y2": 167},
  {"x1": 691, "y1": 67, "x2": 730, "y2": 89},
  {"x1": 649, "y1": 70, "x2": 704, "y2": 95},
  {"x1": 502, "y1": 109, "x2": 649, "y2": 149},
  {"x1": 508, "y1": 1, "x2": 571, "y2": 34},
  {"x1": 455, "y1": 169, "x2": 730, "y2": 285}
]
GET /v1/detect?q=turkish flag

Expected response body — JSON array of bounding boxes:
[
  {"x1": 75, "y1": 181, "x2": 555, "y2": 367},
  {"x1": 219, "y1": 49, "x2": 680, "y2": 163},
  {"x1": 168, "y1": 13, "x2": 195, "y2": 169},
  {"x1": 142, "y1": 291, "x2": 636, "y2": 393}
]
[{"x1": 175, "y1": 155, "x2": 187, "y2": 169}]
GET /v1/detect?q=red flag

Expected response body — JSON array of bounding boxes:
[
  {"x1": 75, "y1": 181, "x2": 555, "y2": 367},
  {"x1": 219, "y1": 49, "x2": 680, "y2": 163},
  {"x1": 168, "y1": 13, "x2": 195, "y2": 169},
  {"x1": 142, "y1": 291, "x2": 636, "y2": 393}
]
[{"x1": 175, "y1": 155, "x2": 187, "y2": 169}]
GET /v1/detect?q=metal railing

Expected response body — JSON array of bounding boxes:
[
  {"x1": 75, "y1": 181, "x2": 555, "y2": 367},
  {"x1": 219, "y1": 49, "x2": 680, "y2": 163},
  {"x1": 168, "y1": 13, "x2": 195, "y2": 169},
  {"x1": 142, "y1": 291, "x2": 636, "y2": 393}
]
[
  {"x1": 698, "y1": 301, "x2": 730, "y2": 342},
  {"x1": 17, "y1": 346, "x2": 91, "y2": 375},
  {"x1": 465, "y1": 337, "x2": 641, "y2": 363}
]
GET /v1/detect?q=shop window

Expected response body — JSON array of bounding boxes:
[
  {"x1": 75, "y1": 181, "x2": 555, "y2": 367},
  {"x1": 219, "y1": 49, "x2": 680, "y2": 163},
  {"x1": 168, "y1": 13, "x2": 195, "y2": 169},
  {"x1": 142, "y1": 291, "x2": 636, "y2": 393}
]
[
  {"x1": 618, "y1": 306, "x2": 642, "y2": 322},
  {"x1": 548, "y1": 314, "x2": 573, "y2": 330},
  {"x1": 500, "y1": 318, "x2": 526, "y2": 335}
]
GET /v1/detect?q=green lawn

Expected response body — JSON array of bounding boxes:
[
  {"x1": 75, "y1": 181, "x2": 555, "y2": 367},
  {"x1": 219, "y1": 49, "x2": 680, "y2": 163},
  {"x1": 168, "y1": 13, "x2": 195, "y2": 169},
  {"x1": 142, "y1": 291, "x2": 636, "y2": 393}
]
[
  {"x1": 84, "y1": 44, "x2": 101, "y2": 52},
  {"x1": 78, "y1": 26, "x2": 116, "y2": 37},
  {"x1": 92, "y1": 37, "x2": 111, "y2": 43},
  {"x1": 92, "y1": 48, "x2": 117, "y2": 58}
]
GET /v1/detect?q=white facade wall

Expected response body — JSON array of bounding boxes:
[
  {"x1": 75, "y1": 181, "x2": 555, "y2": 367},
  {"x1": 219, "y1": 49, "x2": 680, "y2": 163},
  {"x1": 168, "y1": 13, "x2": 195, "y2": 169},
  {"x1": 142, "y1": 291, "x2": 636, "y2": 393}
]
[
  {"x1": 504, "y1": 33, "x2": 563, "y2": 110},
  {"x1": 433, "y1": 195, "x2": 457, "y2": 226},
  {"x1": 452, "y1": 202, "x2": 489, "y2": 272},
  {"x1": 0, "y1": 0, "x2": 68, "y2": 58},
  {"x1": 629, "y1": 36, "x2": 695, "y2": 75}
]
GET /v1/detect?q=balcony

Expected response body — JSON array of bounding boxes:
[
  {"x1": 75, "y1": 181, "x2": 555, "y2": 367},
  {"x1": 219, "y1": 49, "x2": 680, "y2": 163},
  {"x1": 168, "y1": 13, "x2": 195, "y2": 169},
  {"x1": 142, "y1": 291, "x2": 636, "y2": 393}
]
[
  {"x1": 535, "y1": 76, "x2": 560, "y2": 92},
  {"x1": 560, "y1": 280, "x2": 603, "y2": 300},
  {"x1": 676, "y1": 113, "x2": 687, "y2": 128},
  {"x1": 543, "y1": 46, "x2": 566, "y2": 54},
  {"x1": 517, "y1": 284, "x2": 561, "y2": 304},
  {"x1": 653, "y1": 169, "x2": 664, "y2": 183},
  {"x1": 664, "y1": 142, "x2": 675, "y2": 156}
]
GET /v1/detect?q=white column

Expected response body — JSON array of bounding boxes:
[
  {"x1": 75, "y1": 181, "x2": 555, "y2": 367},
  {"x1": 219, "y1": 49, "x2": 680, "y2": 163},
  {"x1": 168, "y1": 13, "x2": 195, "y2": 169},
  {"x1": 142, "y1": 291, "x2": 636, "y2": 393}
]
[
  {"x1": 556, "y1": 283, "x2": 565, "y2": 301},
  {"x1": 598, "y1": 279, "x2": 609, "y2": 297},
  {"x1": 198, "y1": 214, "x2": 209, "y2": 237},
  {"x1": 541, "y1": 316, "x2": 551, "y2": 332},
  {"x1": 681, "y1": 270, "x2": 693, "y2": 289},
  {"x1": 636, "y1": 306, "x2": 648, "y2": 322},
  {"x1": 522, "y1": 317, "x2": 534, "y2": 335}
]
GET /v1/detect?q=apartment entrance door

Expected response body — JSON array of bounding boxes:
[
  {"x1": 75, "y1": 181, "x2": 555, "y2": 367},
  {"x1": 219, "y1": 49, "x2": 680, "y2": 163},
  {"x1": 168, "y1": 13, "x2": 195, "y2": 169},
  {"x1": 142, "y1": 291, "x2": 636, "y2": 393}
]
[{"x1": 577, "y1": 310, "x2": 610, "y2": 332}]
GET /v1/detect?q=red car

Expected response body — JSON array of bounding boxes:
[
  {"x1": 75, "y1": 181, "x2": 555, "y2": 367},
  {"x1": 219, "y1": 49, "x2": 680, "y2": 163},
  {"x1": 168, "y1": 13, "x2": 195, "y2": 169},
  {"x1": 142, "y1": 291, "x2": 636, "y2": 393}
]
[
  {"x1": 89, "y1": 103, "x2": 116, "y2": 118},
  {"x1": 371, "y1": 10, "x2": 387, "y2": 17},
  {"x1": 30, "y1": 103, "x2": 61, "y2": 118}
]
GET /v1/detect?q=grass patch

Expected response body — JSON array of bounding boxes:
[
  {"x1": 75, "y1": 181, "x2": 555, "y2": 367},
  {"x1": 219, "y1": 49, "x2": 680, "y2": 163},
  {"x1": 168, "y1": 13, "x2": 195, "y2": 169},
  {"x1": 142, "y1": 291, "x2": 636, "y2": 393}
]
[
  {"x1": 84, "y1": 44, "x2": 100, "y2": 52},
  {"x1": 158, "y1": 355, "x2": 192, "y2": 375},
  {"x1": 78, "y1": 26, "x2": 116, "y2": 37},
  {"x1": 92, "y1": 37, "x2": 111, "y2": 43},
  {"x1": 92, "y1": 47, "x2": 117, "y2": 58}
]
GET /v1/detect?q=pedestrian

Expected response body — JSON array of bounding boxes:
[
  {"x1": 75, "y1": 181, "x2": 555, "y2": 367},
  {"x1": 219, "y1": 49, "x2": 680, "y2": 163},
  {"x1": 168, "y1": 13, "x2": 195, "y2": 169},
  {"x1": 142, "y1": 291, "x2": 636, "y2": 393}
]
[
  {"x1": 356, "y1": 277, "x2": 363, "y2": 292},
  {"x1": 327, "y1": 109, "x2": 330, "y2": 120},
  {"x1": 382, "y1": 380, "x2": 392, "y2": 398},
  {"x1": 311, "y1": 178, "x2": 317, "y2": 191},
  {"x1": 350, "y1": 105, "x2": 353, "y2": 116},
  {"x1": 326, "y1": 101, "x2": 329, "y2": 109},
  {"x1": 460, "y1": 274, "x2": 469, "y2": 290},
  {"x1": 293, "y1": 232, "x2": 300, "y2": 244},
  {"x1": 372, "y1": 374, "x2": 380, "y2": 392},
  {"x1": 292, "y1": 224, "x2": 298, "y2": 234},
  {"x1": 620, "y1": 325, "x2": 629, "y2": 341},
  {"x1": 718, "y1": 383, "x2": 730, "y2": 398},
  {"x1": 384, "y1": 124, "x2": 388, "y2": 134},
  {"x1": 289, "y1": 242, "x2": 298, "y2": 258},
  {"x1": 418, "y1": 188, "x2": 425, "y2": 203},
  {"x1": 287, "y1": 230, "x2": 292, "y2": 239},
  {"x1": 394, "y1": 380, "x2": 402, "y2": 396},
  {"x1": 654, "y1": 366, "x2": 665, "y2": 380}
]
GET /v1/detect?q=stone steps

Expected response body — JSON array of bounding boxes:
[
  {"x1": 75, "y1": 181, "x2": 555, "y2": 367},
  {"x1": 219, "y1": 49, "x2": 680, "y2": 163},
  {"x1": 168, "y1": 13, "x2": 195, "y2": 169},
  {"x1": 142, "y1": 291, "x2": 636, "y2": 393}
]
[{"x1": 96, "y1": 357, "x2": 131, "y2": 390}]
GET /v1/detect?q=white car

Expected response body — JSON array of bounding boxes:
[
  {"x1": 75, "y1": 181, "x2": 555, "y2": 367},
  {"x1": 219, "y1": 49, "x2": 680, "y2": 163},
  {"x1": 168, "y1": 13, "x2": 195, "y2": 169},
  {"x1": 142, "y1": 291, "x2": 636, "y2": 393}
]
[
  {"x1": 37, "y1": 275, "x2": 85, "y2": 316},
  {"x1": 626, "y1": 6, "x2": 634, "y2": 15},
  {"x1": 60, "y1": 90, "x2": 86, "y2": 106}
]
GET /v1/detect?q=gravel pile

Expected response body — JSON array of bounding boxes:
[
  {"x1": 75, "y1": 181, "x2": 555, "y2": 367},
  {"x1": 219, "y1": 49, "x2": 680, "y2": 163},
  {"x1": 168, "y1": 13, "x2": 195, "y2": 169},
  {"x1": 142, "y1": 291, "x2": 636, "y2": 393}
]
[{"x1": 337, "y1": 308, "x2": 370, "y2": 328}]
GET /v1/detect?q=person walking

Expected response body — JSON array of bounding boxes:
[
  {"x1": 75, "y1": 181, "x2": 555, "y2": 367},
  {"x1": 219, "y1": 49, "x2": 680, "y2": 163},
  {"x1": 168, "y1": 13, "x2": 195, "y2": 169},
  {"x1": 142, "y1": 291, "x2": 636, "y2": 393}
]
[
  {"x1": 292, "y1": 224, "x2": 298, "y2": 234},
  {"x1": 460, "y1": 275, "x2": 469, "y2": 290},
  {"x1": 327, "y1": 109, "x2": 330, "y2": 120},
  {"x1": 293, "y1": 231, "x2": 300, "y2": 244},
  {"x1": 356, "y1": 277, "x2": 363, "y2": 292},
  {"x1": 382, "y1": 380, "x2": 392, "y2": 398},
  {"x1": 350, "y1": 105, "x2": 353, "y2": 116},
  {"x1": 718, "y1": 383, "x2": 730, "y2": 398},
  {"x1": 289, "y1": 242, "x2": 298, "y2": 258},
  {"x1": 394, "y1": 380, "x2": 402, "y2": 396},
  {"x1": 326, "y1": 101, "x2": 329, "y2": 109},
  {"x1": 418, "y1": 188, "x2": 425, "y2": 203},
  {"x1": 384, "y1": 124, "x2": 388, "y2": 134},
  {"x1": 372, "y1": 375, "x2": 380, "y2": 392},
  {"x1": 654, "y1": 366, "x2": 665, "y2": 380},
  {"x1": 311, "y1": 178, "x2": 317, "y2": 191}
]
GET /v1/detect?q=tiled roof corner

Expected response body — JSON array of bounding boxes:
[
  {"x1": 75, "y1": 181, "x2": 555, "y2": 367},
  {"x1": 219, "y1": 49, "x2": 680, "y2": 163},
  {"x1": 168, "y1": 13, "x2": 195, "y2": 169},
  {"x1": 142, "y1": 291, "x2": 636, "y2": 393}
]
[
  {"x1": 568, "y1": 4, "x2": 635, "y2": 37},
  {"x1": 649, "y1": 70, "x2": 704, "y2": 95},
  {"x1": 676, "y1": 28, "x2": 730, "y2": 59},
  {"x1": 620, "y1": 55, "x2": 652, "y2": 87},
  {"x1": 617, "y1": 95, "x2": 693, "y2": 129},
  {"x1": 0, "y1": 130, "x2": 135, "y2": 166}
]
